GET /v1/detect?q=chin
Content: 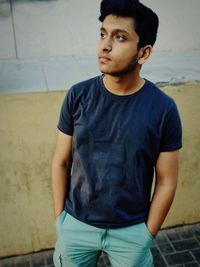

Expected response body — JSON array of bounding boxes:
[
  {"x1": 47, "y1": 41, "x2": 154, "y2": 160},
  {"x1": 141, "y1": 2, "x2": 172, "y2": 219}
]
[
  {"x1": 99, "y1": 66, "x2": 119, "y2": 76},
  {"x1": 100, "y1": 69, "x2": 125, "y2": 77}
]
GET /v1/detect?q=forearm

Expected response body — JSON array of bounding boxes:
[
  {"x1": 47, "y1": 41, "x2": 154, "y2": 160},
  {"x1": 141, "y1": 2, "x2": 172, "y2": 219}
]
[
  {"x1": 51, "y1": 159, "x2": 72, "y2": 218},
  {"x1": 147, "y1": 181, "x2": 177, "y2": 237}
]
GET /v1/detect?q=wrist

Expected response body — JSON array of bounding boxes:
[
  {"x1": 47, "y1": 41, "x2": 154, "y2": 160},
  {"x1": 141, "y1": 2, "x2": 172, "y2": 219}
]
[
  {"x1": 54, "y1": 207, "x2": 64, "y2": 218},
  {"x1": 146, "y1": 221, "x2": 159, "y2": 237}
]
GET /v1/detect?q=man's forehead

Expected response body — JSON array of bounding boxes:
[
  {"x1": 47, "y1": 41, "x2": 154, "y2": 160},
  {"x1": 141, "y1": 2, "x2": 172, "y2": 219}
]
[{"x1": 101, "y1": 14, "x2": 135, "y2": 32}]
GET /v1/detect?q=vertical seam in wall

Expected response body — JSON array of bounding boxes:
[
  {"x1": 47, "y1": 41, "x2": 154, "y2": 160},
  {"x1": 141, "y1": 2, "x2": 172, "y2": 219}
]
[{"x1": 9, "y1": 0, "x2": 18, "y2": 59}]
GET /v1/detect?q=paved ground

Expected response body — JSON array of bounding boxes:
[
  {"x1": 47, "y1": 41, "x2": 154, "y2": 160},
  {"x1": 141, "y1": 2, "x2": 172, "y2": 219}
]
[
  {"x1": 1, "y1": 52, "x2": 200, "y2": 94},
  {"x1": 0, "y1": 222, "x2": 199, "y2": 267}
]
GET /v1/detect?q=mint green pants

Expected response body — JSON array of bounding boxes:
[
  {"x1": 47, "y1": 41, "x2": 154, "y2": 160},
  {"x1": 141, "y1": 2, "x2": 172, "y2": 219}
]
[{"x1": 54, "y1": 211, "x2": 154, "y2": 267}]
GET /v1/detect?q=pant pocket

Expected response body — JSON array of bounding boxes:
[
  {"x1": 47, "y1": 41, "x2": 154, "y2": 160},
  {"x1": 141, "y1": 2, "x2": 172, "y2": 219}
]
[
  {"x1": 55, "y1": 210, "x2": 67, "y2": 231},
  {"x1": 53, "y1": 248, "x2": 63, "y2": 267},
  {"x1": 143, "y1": 223, "x2": 154, "y2": 240}
]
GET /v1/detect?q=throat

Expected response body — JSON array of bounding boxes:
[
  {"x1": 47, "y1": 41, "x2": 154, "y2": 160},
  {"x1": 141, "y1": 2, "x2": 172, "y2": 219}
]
[{"x1": 103, "y1": 74, "x2": 145, "y2": 96}]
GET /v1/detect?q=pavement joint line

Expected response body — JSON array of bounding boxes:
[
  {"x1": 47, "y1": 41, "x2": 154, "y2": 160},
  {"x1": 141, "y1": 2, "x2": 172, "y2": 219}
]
[
  {"x1": 41, "y1": 63, "x2": 49, "y2": 91},
  {"x1": 71, "y1": 55, "x2": 83, "y2": 77},
  {"x1": 157, "y1": 244, "x2": 170, "y2": 266},
  {"x1": 195, "y1": 236, "x2": 200, "y2": 245},
  {"x1": 72, "y1": 55, "x2": 90, "y2": 76},
  {"x1": 9, "y1": 0, "x2": 18, "y2": 59},
  {"x1": 189, "y1": 250, "x2": 199, "y2": 265}
]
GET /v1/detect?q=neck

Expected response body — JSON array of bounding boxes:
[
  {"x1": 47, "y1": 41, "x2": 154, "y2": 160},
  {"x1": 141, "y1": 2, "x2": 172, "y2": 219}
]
[{"x1": 103, "y1": 70, "x2": 145, "y2": 96}]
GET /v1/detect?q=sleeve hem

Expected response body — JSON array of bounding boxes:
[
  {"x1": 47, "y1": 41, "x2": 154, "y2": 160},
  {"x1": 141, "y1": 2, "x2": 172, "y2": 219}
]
[
  {"x1": 57, "y1": 125, "x2": 73, "y2": 136},
  {"x1": 160, "y1": 143, "x2": 182, "y2": 152}
]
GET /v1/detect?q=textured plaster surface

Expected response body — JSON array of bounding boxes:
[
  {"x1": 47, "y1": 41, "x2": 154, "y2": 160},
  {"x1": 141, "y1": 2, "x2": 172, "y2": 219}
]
[{"x1": 0, "y1": 82, "x2": 200, "y2": 256}]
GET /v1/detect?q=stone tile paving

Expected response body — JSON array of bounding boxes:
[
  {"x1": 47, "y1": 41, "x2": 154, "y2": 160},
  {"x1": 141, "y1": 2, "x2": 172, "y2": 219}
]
[{"x1": 0, "y1": 223, "x2": 199, "y2": 267}]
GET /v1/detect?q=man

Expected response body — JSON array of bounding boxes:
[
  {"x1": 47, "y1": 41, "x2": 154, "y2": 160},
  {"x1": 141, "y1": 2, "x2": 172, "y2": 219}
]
[{"x1": 52, "y1": 0, "x2": 182, "y2": 266}]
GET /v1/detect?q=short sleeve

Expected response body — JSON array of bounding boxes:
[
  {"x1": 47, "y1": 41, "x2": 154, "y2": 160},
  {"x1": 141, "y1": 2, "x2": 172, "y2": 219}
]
[
  {"x1": 160, "y1": 101, "x2": 182, "y2": 152},
  {"x1": 57, "y1": 88, "x2": 74, "y2": 135}
]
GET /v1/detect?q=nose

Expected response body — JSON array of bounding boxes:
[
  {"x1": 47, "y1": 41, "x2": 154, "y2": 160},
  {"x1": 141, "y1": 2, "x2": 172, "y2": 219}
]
[{"x1": 100, "y1": 38, "x2": 112, "y2": 52}]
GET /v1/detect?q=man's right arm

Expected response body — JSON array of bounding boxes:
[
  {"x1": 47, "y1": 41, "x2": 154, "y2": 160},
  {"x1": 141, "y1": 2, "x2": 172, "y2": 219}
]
[{"x1": 51, "y1": 129, "x2": 73, "y2": 218}]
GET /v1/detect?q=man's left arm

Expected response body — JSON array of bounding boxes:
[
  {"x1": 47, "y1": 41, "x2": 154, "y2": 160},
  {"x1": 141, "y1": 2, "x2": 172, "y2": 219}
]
[{"x1": 147, "y1": 150, "x2": 180, "y2": 237}]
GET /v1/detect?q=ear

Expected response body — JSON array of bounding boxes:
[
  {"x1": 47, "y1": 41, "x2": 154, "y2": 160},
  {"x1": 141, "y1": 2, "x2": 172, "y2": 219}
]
[{"x1": 138, "y1": 45, "x2": 153, "y2": 65}]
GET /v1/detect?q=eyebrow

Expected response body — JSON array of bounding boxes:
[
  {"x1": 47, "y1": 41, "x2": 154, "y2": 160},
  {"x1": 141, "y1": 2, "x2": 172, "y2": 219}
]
[{"x1": 100, "y1": 26, "x2": 130, "y2": 35}]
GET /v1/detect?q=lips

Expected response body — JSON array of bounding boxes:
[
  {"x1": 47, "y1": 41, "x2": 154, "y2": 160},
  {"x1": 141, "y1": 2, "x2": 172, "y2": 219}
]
[{"x1": 98, "y1": 55, "x2": 111, "y2": 63}]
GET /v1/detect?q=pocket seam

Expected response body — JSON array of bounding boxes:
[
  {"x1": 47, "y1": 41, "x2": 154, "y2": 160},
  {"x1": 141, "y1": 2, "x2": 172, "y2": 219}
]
[
  {"x1": 59, "y1": 254, "x2": 62, "y2": 267},
  {"x1": 144, "y1": 223, "x2": 154, "y2": 240},
  {"x1": 55, "y1": 210, "x2": 65, "y2": 224}
]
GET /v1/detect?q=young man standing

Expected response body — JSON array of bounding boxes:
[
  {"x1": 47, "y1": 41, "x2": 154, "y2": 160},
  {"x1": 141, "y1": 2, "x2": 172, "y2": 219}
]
[{"x1": 52, "y1": 0, "x2": 182, "y2": 266}]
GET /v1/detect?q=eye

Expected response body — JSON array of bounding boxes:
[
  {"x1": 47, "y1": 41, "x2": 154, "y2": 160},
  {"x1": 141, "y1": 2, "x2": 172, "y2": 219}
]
[
  {"x1": 116, "y1": 34, "x2": 126, "y2": 41},
  {"x1": 100, "y1": 32, "x2": 106, "y2": 39}
]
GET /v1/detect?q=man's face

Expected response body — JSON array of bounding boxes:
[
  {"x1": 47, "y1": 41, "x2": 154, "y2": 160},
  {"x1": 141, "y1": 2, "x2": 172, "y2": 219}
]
[{"x1": 98, "y1": 15, "x2": 141, "y2": 76}]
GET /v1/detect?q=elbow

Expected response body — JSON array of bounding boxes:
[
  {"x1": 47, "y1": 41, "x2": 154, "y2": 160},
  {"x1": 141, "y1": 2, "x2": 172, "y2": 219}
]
[
  {"x1": 156, "y1": 175, "x2": 178, "y2": 190},
  {"x1": 52, "y1": 154, "x2": 72, "y2": 169}
]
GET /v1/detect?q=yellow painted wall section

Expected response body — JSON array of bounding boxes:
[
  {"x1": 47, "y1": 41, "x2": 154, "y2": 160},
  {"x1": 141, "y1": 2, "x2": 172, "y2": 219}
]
[
  {"x1": 0, "y1": 82, "x2": 200, "y2": 257},
  {"x1": 162, "y1": 82, "x2": 200, "y2": 227},
  {"x1": 0, "y1": 91, "x2": 65, "y2": 257}
]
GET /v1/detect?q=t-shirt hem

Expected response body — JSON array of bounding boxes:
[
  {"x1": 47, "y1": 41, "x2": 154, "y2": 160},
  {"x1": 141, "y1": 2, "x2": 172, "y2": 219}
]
[{"x1": 64, "y1": 207, "x2": 147, "y2": 229}]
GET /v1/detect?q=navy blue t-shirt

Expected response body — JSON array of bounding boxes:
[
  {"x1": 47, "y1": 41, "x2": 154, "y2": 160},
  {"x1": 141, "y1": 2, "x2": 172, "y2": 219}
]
[{"x1": 57, "y1": 75, "x2": 182, "y2": 229}]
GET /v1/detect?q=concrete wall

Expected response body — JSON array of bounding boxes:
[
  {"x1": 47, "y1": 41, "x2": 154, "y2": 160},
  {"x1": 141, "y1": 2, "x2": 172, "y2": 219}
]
[
  {"x1": 141, "y1": 0, "x2": 200, "y2": 52},
  {"x1": 0, "y1": 0, "x2": 200, "y2": 59},
  {"x1": 0, "y1": 82, "x2": 200, "y2": 257}
]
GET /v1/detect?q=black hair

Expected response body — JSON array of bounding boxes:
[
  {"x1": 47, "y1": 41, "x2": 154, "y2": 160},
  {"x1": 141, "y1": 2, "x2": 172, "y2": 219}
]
[{"x1": 99, "y1": 0, "x2": 159, "y2": 49}]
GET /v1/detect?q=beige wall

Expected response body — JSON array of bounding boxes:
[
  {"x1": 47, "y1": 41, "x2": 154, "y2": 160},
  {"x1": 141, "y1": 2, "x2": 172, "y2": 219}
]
[{"x1": 0, "y1": 82, "x2": 200, "y2": 257}]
